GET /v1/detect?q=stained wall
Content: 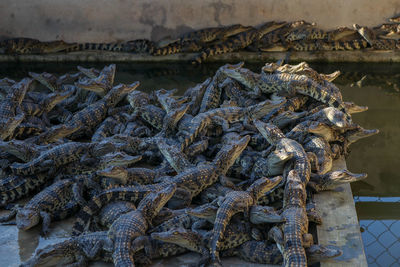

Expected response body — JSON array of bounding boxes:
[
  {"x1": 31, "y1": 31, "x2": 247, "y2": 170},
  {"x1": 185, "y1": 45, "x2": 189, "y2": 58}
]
[{"x1": 0, "y1": 0, "x2": 399, "y2": 42}]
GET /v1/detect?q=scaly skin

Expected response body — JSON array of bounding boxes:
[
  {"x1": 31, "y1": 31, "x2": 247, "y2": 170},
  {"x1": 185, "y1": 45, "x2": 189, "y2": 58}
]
[
  {"x1": 108, "y1": 184, "x2": 176, "y2": 267},
  {"x1": 97, "y1": 166, "x2": 166, "y2": 185},
  {"x1": 10, "y1": 142, "x2": 94, "y2": 175},
  {"x1": 303, "y1": 135, "x2": 333, "y2": 174},
  {"x1": 72, "y1": 185, "x2": 153, "y2": 235},
  {"x1": 15, "y1": 179, "x2": 77, "y2": 234},
  {"x1": 222, "y1": 64, "x2": 349, "y2": 119},
  {"x1": 20, "y1": 231, "x2": 114, "y2": 267},
  {"x1": 99, "y1": 201, "x2": 137, "y2": 228},
  {"x1": 0, "y1": 174, "x2": 48, "y2": 207},
  {"x1": 210, "y1": 176, "x2": 282, "y2": 263},
  {"x1": 254, "y1": 121, "x2": 311, "y2": 266},
  {"x1": 289, "y1": 39, "x2": 369, "y2": 51},
  {"x1": 62, "y1": 39, "x2": 154, "y2": 53}
]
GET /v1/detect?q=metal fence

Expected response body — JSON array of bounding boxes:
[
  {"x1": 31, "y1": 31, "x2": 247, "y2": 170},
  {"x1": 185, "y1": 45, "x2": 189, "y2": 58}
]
[{"x1": 354, "y1": 196, "x2": 400, "y2": 267}]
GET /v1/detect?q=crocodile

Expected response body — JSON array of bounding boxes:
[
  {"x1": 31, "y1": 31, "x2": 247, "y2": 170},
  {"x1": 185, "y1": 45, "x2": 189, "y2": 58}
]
[
  {"x1": 62, "y1": 39, "x2": 155, "y2": 53},
  {"x1": 108, "y1": 184, "x2": 176, "y2": 267},
  {"x1": 222, "y1": 63, "x2": 350, "y2": 119},
  {"x1": 37, "y1": 81, "x2": 140, "y2": 142},
  {"x1": 179, "y1": 97, "x2": 285, "y2": 149},
  {"x1": 209, "y1": 176, "x2": 282, "y2": 263},
  {"x1": 0, "y1": 77, "x2": 33, "y2": 140},
  {"x1": 20, "y1": 231, "x2": 114, "y2": 267},
  {"x1": 0, "y1": 38, "x2": 75, "y2": 54}
]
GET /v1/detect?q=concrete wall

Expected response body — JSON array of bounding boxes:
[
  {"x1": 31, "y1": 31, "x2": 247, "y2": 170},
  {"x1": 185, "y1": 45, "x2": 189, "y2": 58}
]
[{"x1": 1, "y1": 0, "x2": 400, "y2": 42}]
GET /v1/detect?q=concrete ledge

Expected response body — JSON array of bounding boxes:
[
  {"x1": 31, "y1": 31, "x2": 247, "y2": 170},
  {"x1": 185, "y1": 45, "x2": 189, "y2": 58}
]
[{"x1": 1, "y1": 50, "x2": 400, "y2": 63}]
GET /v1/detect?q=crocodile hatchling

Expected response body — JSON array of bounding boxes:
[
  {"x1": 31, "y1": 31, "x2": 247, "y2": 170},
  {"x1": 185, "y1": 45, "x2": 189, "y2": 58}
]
[{"x1": 0, "y1": 62, "x2": 378, "y2": 266}]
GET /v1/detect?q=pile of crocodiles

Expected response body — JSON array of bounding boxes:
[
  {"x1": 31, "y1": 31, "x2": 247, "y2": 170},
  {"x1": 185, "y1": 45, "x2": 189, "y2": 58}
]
[
  {"x1": 1, "y1": 15, "x2": 400, "y2": 63},
  {"x1": 0, "y1": 61, "x2": 378, "y2": 267}
]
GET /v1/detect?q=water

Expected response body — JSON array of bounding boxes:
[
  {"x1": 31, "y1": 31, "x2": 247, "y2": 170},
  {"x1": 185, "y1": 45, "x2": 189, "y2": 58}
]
[{"x1": 0, "y1": 61, "x2": 399, "y2": 266}]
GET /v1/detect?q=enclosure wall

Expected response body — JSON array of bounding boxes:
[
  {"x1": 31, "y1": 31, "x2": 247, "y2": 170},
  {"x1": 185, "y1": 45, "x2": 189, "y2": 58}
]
[{"x1": 1, "y1": 0, "x2": 399, "y2": 42}]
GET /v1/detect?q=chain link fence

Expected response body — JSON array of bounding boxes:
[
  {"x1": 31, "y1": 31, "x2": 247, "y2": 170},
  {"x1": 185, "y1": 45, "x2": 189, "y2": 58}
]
[{"x1": 354, "y1": 196, "x2": 400, "y2": 267}]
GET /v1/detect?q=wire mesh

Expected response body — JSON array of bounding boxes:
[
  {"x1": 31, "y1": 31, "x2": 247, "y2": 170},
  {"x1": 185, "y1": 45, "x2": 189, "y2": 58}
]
[{"x1": 355, "y1": 196, "x2": 400, "y2": 267}]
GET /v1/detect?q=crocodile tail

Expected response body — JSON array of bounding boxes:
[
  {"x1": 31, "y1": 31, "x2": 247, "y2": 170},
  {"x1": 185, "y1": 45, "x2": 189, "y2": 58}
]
[
  {"x1": 72, "y1": 186, "x2": 152, "y2": 235},
  {"x1": 152, "y1": 42, "x2": 182, "y2": 56},
  {"x1": 0, "y1": 175, "x2": 47, "y2": 207},
  {"x1": 210, "y1": 201, "x2": 236, "y2": 262},
  {"x1": 62, "y1": 43, "x2": 109, "y2": 52}
]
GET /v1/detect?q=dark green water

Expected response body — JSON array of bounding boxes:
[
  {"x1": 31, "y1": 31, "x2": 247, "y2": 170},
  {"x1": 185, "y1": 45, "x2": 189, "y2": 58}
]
[{"x1": 1, "y1": 61, "x2": 399, "y2": 266}]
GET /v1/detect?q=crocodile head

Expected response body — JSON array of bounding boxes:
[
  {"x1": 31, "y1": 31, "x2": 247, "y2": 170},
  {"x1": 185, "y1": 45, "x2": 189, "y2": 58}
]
[
  {"x1": 213, "y1": 135, "x2": 250, "y2": 175},
  {"x1": 97, "y1": 166, "x2": 128, "y2": 181},
  {"x1": 221, "y1": 63, "x2": 260, "y2": 90},
  {"x1": 307, "y1": 245, "x2": 342, "y2": 264},
  {"x1": 105, "y1": 81, "x2": 140, "y2": 108},
  {"x1": 310, "y1": 169, "x2": 367, "y2": 191},
  {"x1": 250, "y1": 205, "x2": 284, "y2": 224},
  {"x1": 0, "y1": 139, "x2": 36, "y2": 162},
  {"x1": 100, "y1": 152, "x2": 142, "y2": 168},
  {"x1": 247, "y1": 175, "x2": 283, "y2": 200},
  {"x1": 151, "y1": 228, "x2": 203, "y2": 252},
  {"x1": 16, "y1": 208, "x2": 40, "y2": 230},
  {"x1": 137, "y1": 183, "x2": 177, "y2": 221},
  {"x1": 253, "y1": 120, "x2": 285, "y2": 146},
  {"x1": 345, "y1": 126, "x2": 379, "y2": 145},
  {"x1": 128, "y1": 90, "x2": 151, "y2": 110},
  {"x1": 42, "y1": 89, "x2": 74, "y2": 112},
  {"x1": 344, "y1": 101, "x2": 368, "y2": 114},
  {"x1": 187, "y1": 201, "x2": 218, "y2": 222},
  {"x1": 247, "y1": 97, "x2": 286, "y2": 120}
]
